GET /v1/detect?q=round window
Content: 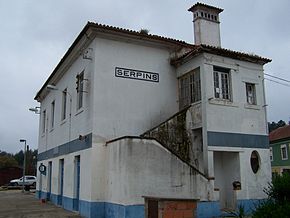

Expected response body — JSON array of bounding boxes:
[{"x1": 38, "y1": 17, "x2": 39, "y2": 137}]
[{"x1": 250, "y1": 150, "x2": 260, "y2": 174}]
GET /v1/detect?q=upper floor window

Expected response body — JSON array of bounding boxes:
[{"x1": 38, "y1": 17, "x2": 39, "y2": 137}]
[
  {"x1": 51, "y1": 101, "x2": 55, "y2": 129},
  {"x1": 62, "y1": 89, "x2": 67, "y2": 120},
  {"x1": 213, "y1": 66, "x2": 231, "y2": 100},
  {"x1": 281, "y1": 144, "x2": 288, "y2": 160},
  {"x1": 246, "y1": 83, "x2": 256, "y2": 105},
  {"x1": 179, "y1": 68, "x2": 201, "y2": 109},
  {"x1": 42, "y1": 110, "x2": 46, "y2": 134},
  {"x1": 270, "y1": 147, "x2": 273, "y2": 161},
  {"x1": 76, "y1": 72, "x2": 84, "y2": 110}
]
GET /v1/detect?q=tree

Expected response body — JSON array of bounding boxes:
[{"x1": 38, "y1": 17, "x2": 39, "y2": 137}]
[
  {"x1": 253, "y1": 174, "x2": 290, "y2": 218},
  {"x1": 268, "y1": 120, "x2": 286, "y2": 133},
  {"x1": 0, "y1": 155, "x2": 18, "y2": 168}
]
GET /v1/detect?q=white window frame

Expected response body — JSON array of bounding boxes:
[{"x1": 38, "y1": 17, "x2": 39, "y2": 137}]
[
  {"x1": 281, "y1": 144, "x2": 288, "y2": 160},
  {"x1": 76, "y1": 72, "x2": 84, "y2": 110},
  {"x1": 213, "y1": 66, "x2": 231, "y2": 100},
  {"x1": 42, "y1": 110, "x2": 46, "y2": 134},
  {"x1": 51, "y1": 101, "x2": 55, "y2": 129},
  {"x1": 270, "y1": 147, "x2": 273, "y2": 161},
  {"x1": 246, "y1": 83, "x2": 256, "y2": 105},
  {"x1": 179, "y1": 68, "x2": 201, "y2": 109},
  {"x1": 61, "y1": 89, "x2": 67, "y2": 121}
]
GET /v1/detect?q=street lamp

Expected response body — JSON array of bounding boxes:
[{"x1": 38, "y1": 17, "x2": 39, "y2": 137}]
[
  {"x1": 19, "y1": 139, "x2": 26, "y2": 193},
  {"x1": 29, "y1": 107, "x2": 40, "y2": 114}
]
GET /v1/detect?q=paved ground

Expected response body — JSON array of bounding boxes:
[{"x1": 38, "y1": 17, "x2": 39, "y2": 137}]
[{"x1": 0, "y1": 190, "x2": 82, "y2": 218}]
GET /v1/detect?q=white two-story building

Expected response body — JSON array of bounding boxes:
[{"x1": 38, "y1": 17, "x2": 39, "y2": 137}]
[{"x1": 34, "y1": 3, "x2": 271, "y2": 218}]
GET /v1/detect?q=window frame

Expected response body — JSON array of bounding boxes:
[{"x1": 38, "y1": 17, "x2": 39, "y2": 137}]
[
  {"x1": 281, "y1": 144, "x2": 288, "y2": 160},
  {"x1": 179, "y1": 68, "x2": 201, "y2": 109},
  {"x1": 61, "y1": 89, "x2": 67, "y2": 121},
  {"x1": 246, "y1": 83, "x2": 257, "y2": 105},
  {"x1": 213, "y1": 66, "x2": 231, "y2": 101},
  {"x1": 42, "y1": 110, "x2": 46, "y2": 134},
  {"x1": 51, "y1": 101, "x2": 55, "y2": 129},
  {"x1": 270, "y1": 147, "x2": 273, "y2": 161},
  {"x1": 76, "y1": 72, "x2": 84, "y2": 110}
]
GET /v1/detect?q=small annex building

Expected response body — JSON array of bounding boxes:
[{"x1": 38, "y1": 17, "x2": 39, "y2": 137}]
[
  {"x1": 34, "y1": 3, "x2": 272, "y2": 218},
  {"x1": 269, "y1": 125, "x2": 290, "y2": 175}
]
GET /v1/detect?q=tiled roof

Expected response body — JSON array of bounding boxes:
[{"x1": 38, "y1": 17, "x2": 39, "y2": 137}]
[
  {"x1": 269, "y1": 125, "x2": 290, "y2": 142},
  {"x1": 188, "y1": 2, "x2": 224, "y2": 13},
  {"x1": 87, "y1": 22, "x2": 193, "y2": 47},
  {"x1": 171, "y1": 44, "x2": 271, "y2": 66}
]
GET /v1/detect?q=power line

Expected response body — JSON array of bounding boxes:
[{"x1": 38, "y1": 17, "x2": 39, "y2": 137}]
[
  {"x1": 265, "y1": 73, "x2": 290, "y2": 84},
  {"x1": 265, "y1": 78, "x2": 290, "y2": 88}
]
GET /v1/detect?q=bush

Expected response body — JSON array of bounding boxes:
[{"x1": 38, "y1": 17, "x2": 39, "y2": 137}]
[{"x1": 253, "y1": 173, "x2": 290, "y2": 218}]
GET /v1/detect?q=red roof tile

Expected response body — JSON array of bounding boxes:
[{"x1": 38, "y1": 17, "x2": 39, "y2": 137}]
[
  {"x1": 269, "y1": 125, "x2": 290, "y2": 142},
  {"x1": 171, "y1": 44, "x2": 271, "y2": 66},
  {"x1": 188, "y1": 2, "x2": 223, "y2": 13}
]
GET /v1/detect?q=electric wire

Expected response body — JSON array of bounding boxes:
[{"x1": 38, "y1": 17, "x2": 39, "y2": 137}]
[
  {"x1": 264, "y1": 78, "x2": 290, "y2": 88},
  {"x1": 264, "y1": 73, "x2": 290, "y2": 84}
]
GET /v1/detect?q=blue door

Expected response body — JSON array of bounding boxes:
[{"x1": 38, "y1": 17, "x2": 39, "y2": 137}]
[
  {"x1": 47, "y1": 161, "x2": 52, "y2": 200},
  {"x1": 73, "y1": 156, "x2": 80, "y2": 211},
  {"x1": 59, "y1": 159, "x2": 64, "y2": 206}
]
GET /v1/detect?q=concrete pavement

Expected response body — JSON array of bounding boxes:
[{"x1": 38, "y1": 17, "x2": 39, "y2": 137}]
[{"x1": 0, "y1": 190, "x2": 82, "y2": 218}]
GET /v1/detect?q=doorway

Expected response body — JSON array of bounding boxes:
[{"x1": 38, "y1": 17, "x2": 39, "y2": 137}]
[
  {"x1": 47, "y1": 161, "x2": 52, "y2": 200},
  {"x1": 58, "y1": 159, "x2": 64, "y2": 206},
  {"x1": 73, "y1": 156, "x2": 80, "y2": 211},
  {"x1": 214, "y1": 151, "x2": 241, "y2": 210}
]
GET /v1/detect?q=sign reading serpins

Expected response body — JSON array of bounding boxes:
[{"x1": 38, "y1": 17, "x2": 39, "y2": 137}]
[{"x1": 115, "y1": 67, "x2": 159, "y2": 83}]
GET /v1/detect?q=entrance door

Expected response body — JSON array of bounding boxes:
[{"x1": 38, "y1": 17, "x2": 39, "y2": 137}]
[
  {"x1": 214, "y1": 151, "x2": 240, "y2": 210},
  {"x1": 47, "y1": 161, "x2": 52, "y2": 200},
  {"x1": 73, "y1": 156, "x2": 80, "y2": 211},
  {"x1": 59, "y1": 159, "x2": 64, "y2": 206},
  {"x1": 148, "y1": 200, "x2": 158, "y2": 218}
]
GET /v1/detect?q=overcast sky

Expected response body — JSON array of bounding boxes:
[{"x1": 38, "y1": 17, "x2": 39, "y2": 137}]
[{"x1": 0, "y1": 0, "x2": 289, "y2": 153}]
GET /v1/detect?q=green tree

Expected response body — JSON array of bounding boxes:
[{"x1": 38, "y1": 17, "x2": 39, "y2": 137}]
[
  {"x1": 268, "y1": 120, "x2": 286, "y2": 133},
  {"x1": 253, "y1": 174, "x2": 290, "y2": 218},
  {"x1": 0, "y1": 155, "x2": 18, "y2": 168}
]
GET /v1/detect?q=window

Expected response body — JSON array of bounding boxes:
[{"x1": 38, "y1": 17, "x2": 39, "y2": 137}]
[
  {"x1": 76, "y1": 72, "x2": 84, "y2": 110},
  {"x1": 179, "y1": 68, "x2": 201, "y2": 109},
  {"x1": 51, "y1": 101, "x2": 55, "y2": 129},
  {"x1": 270, "y1": 147, "x2": 273, "y2": 161},
  {"x1": 250, "y1": 150, "x2": 260, "y2": 174},
  {"x1": 42, "y1": 110, "x2": 46, "y2": 134},
  {"x1": 281, "y1": 144, "x2": 288, "y2": 160},
  {"x1": 246, "y1": 83, "x2": 256, "y2": 105},
  {"x1": 213, "y1": 66, "x2": 231, "y2": 100},
  {"x1": 62, "y1": 89, "x2": 67, "y2": 120}
]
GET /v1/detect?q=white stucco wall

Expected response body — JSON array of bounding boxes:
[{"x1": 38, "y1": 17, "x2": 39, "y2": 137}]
[
  {"x1": 38, "y1": 42, "x2": 94, "y2": 153},
  {"x1": 37, "y1": 148, "x2": 92, "y2": 201},
  {"x1": 103, "y1": 138, "x2": 209, "y2": 205},
  {"x1": 92, "y1": 38, "x2": 179, "y2": 143},
  {"x1": 208, "y1": 147, "x2": 271, "y2": 201},
  {"x1": 202, "y1": 53, "x2": 267, "y2": 136}
]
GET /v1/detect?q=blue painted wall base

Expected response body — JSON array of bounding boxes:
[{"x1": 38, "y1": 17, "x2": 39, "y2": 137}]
[
  {"x1": 36, "y1": 190, "x2": 264, "y2": 218},
  {"x1": 36, "y1": 190, "x2": 144, "y2": 218}
]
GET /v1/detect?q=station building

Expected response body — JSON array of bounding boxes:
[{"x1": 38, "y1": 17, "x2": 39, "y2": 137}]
[{"x1": 34, "y1": 3, "x2": 272, "y2": 218}]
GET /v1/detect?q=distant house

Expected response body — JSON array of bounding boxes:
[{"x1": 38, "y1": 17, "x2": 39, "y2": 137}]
[
  {"x1": 269, "y1": 125, "x2": 290, "y2": 175},
  {"x1": 0, "y1": 166, "x2": 22, "y2": 186}
]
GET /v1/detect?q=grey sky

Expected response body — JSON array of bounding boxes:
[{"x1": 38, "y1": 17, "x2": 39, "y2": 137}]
[{"x1": 0, "y1": 0, "x2": 289, "y2": 153}]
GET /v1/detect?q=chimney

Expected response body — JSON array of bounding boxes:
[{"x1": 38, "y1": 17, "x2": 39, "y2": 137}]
[{"x1": 188, "y1": 3, "x2": 223, "y2": 47}]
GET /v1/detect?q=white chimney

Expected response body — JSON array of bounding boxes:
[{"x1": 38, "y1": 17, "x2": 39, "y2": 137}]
[{"x1": 188, "y1": 3, "x2": 223, "y2": 47}]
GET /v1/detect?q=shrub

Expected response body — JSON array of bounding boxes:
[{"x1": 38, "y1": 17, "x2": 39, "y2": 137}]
[{"x1": 252, "y1": 173, "x2": 290, "y2": 218}]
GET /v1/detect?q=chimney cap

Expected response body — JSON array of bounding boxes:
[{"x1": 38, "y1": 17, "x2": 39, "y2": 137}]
[{"x1": 188, "y1": 2, "x2": 223, "y2": 13}]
